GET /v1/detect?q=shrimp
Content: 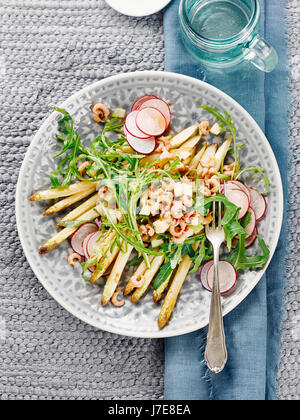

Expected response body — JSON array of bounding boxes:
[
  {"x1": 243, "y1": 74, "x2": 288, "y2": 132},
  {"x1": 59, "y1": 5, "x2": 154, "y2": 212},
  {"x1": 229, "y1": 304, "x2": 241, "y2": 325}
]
[
  {"x1": 172, "y1": 228, "x2": 193, "y2": 244},
  {"x1": 197, "y1": 184, "x2": 212, "y2": 197},
  {"x1": 139, "y1": 224, "x2": 155, "y2": 241},
  {"x1": 169, "y1": 220, "x2": 187, "y2": 238},
  {"x1": 170, "y1": 201, "x2": 184, "y2": 219},
  {"x1": 183, "y1": 211, "x2": 198, "y2": 225},
  {"x1": 67, "y1": 253, "x2": 82, "y2": 267},
  {"x1": 199, "y1": 121, "x2": 210, "y2": 135},
  {"x1": 91, "y1": 102, "x2": 110, "y2": 123},
  {"x1": 111, "y1": 291, "x2": 125, "y2": 308},
  {"x1": 197, "y1": 167, "x2": 209, "y2": 178},
  {"x1": 200, "y1": 157, "x2": 216, "y2": 169},
  {"x1": 128, "y1": 275, "x2": 146, "y2": 289},
  {"x1": 205, "y1": 175, "x2": 220, "y2": 194},
  {"x1": 78, "y1": 161, "x2": 90, "y2": 176},
  {"x1": 223, "y1": 163, "x2": 237, "y2": 177}
]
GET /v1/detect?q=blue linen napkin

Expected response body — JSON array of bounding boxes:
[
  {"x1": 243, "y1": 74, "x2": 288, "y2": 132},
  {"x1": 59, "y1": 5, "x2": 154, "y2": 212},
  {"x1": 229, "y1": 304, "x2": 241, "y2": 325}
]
[{"x1": 163, "y1": 0, "x2": 289, "y2": 400}]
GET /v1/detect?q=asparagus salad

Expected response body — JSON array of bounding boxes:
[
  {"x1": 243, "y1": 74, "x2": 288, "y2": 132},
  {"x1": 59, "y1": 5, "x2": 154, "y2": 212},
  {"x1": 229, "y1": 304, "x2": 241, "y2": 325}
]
[{"x1": 29, "y1": 95, "x2": 270, "y2": 329}]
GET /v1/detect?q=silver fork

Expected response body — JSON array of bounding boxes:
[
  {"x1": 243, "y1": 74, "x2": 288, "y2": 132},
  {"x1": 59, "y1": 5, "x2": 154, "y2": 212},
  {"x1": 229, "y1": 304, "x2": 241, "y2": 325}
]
[{"x1": 204, "y1": 196, "x2": 228, "y2": 374}]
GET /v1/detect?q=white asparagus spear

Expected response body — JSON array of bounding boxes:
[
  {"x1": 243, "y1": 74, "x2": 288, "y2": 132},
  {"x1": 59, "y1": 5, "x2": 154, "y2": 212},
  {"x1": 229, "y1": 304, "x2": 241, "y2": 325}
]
[
  {"x1": 153, "y1": 273, "x2": 173, "y2": 304},
  {"x1": 131, "y1": 255, "x2": 165, "y2": 303},
  {"x1": 158, "y1": 244, "x2": 199, "y2": 329},
  {"x1": 39, "y1": 205, "x2": 119, "y2": 254},
  {"x1": 29, "y1": 181, "x2": 98, "y2": 201},
  {"x1": 101, "y1": 244, "x2": 134, "y2": 306},
  {"x1": 197, "y1": 144, "x2": 218, "y2": 170},
  {"x1": 170, "y1": 125, "x2": 200, "y2": 149},
  {"x1": 89, "y1": 231, "x2": 119, "y2": 284},
  {"x1": 43, "y1": 187, "x2": 97, "y2": 216},
  {"x1": 214, "y1": 137, "x2": 233, "y2": 172},
  {"x1": 39, "y1": 205, "x2": 103, "y2": 254},
  {"x1": 123, "y1": 256, "x2": 155, "y2": 296},
  {"x1": 58, "y1": 193, "x2": 99, "y2": 225},
  {"x1": 190, "y1": 144, "x2": 207, "y2": 170}
]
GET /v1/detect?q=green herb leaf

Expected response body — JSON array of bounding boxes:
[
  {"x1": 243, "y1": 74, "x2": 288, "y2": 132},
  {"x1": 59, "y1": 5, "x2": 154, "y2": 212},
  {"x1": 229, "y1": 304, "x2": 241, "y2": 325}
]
[
  {"x1": 227, "y1": 235, "x2": 270, "y2": 271},
  {"x1": 190, "y1": 239, "x2": 208, "y2": 274},
  {"x1": 153, "y1": 261, "x2": 174, "y2": 290}
]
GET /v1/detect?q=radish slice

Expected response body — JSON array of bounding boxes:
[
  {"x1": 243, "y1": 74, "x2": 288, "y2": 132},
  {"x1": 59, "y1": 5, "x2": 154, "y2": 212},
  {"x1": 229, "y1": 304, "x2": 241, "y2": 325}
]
[
  {"x1": 82, "y1": 233, "x2": 98, "y2": 272},
  {"x1": 139, "y1": 98, "x2": 171, "y2": 127},
  {"x1": 200, "y1": 260, "x2": 214, "y2": 292},
  {"x1": 248, "y1": 188, "x2": 267, "y2": 221},
  {"x1": 125, "y1": 131, "x2": 156, "y2": 155},
  {"x1": 224, "y1": 188, "x2": 250, "y2": 220},
  {"x1": 131, "y1": 95, "x2": 158, "y2": 111},
  {"x1": 245, "y1": 227, "x2": 258, "y2": 248},
  {"x1": 71, "y1": 223, "x2": 98, "y2": 257},
  {"x1": 82, "y1": 231, "x2": 96, "y2": 260},
  {"x1": 207, "y1": 261, "x2": 237, "y2": 295},
  {"x1": 86, "y1": 231, "x2": 103, "y2": 258},
  {"x1": 244, "y1": 207, "x2": 256, "y2": 238},
  {"x1": 232, "y1": 227, "x2": 258, "y2": 249},
  {"x1": 227, "y1": 180, "x2": 251, "y2": 201},
  {"x1": 221, "y1": 181, "x2": 242, "y2": 195},
  {"x1": 136, "y1": 107, "x2": 167, "y2": 137},
  {"x1": 125, "y1": 111, "x2": 152, "y2": 139}
]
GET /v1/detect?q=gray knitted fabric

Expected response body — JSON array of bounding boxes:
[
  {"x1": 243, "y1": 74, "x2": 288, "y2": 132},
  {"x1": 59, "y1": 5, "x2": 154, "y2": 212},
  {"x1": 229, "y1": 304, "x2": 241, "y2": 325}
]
[
  {"x1": 277, "y1": 0, "x2": 300, "y2": 400},
  {"x1": 0, "y1": 0, "x2": 298, "y2": 400}
]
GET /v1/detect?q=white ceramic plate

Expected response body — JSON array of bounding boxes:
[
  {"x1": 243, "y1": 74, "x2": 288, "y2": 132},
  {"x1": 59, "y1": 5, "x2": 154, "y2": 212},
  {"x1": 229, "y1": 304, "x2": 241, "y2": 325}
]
[
  {"x1": 16, "y1": 71, "x2": 283, "y2": 338},
  {"x1": 105, "y1": 0, "x2": 172, "y2": 17}
]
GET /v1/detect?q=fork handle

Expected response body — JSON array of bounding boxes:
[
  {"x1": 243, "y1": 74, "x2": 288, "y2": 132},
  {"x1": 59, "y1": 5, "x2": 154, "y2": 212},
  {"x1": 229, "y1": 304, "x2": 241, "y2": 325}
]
[{"x1": 205, "y1": 248, "x2": 228, "y2": 374}]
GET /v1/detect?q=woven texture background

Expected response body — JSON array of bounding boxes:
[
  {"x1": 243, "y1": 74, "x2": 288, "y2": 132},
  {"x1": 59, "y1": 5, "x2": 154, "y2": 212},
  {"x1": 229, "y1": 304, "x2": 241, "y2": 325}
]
[{"x1": 0, "y1": 0, "x2": 298, "y2": 400}]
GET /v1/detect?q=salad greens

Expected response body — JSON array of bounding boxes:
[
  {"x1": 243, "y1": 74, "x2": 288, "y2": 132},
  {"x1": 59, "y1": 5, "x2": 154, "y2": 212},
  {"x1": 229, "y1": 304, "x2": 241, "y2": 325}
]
[{"x1": 49, "y1": 105, "x2": 271, "y2": 285}]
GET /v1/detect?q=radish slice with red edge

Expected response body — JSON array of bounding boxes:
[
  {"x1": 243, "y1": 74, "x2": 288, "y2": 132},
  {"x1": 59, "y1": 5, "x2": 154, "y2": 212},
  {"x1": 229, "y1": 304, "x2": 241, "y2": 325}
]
[
  {"x1": 200, "y1": 260, "x2": 214, "y2": 292},
  {"x1": 245, "y1": 227, "x2": 258, "y2": 248},
  {"x1": 125, "y1": 111, "x2": 152, "y2": 139},
  {"x1": 227, "y1": 180, "x2": 251, "y2": 201},
  {"x1": 244, "y1": 207, "x2": 256, "y2": 238},
  {"x1": 86, "y1": 231, "x2": 103, "y2": 259},
  {"x1": 221, "y1": 181, "x2": 242, "y2": 195},
  {"x1": 136, "y1": 107, "x2": 167, "y2": 137},
  {"x1": 82, "y1": 231, "x2": 96, "y2": 260},
  {"x1": 248, "y1": 187, "x2": 267, "y2": 221},
  {"x1": 207, "y1": 261, "x2": 237, "y2": 295},
  {"x1": 125, "y1": 131, "x2": 156, "y2": 155},
  {"x1": 131, "y1": 95, "x2": 158, "y2": 111},
  {"x1": 139, "y1": 98, "x2": 171, "y2": 127},
  {"x1": 232, "y1": 227, "x2": 258, "y2": 249},
  {"x1": 71, "y1": 223, "x2": 98, "y2": 257},
  {"x1": 224, "y1": 188, "x2": 250, "y2": 220},
  {"x1": 81, "y1": 232, "x2": 97, "y2": 273}
]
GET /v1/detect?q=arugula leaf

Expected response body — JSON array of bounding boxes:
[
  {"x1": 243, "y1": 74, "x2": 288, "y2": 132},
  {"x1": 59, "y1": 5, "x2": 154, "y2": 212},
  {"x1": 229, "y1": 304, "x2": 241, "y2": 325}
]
[
  {"x1": 127, "y1": 255, "x2": 143, "y2": 267},
  {"x1": 223, "y1": 220, "x2": 246, "y2": 251},
  {"x1": 190, "y1": 238, "x2": 210, "y2": 274},
  {"x1": 153, "y1": 261, "x2": 174, "y2": 290},
  {"x1": 227, "y1": 235, "x2": 270, "y2": 271},
  {"x1": 153, "y1": 241, "x2": 198, "y2": 290},
  {"x1": 240, "y1": 211, "x2": 252, "y2": 229},
  {"x1": 195, "y1": 194, "x2": 240, "y2": 225}
]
